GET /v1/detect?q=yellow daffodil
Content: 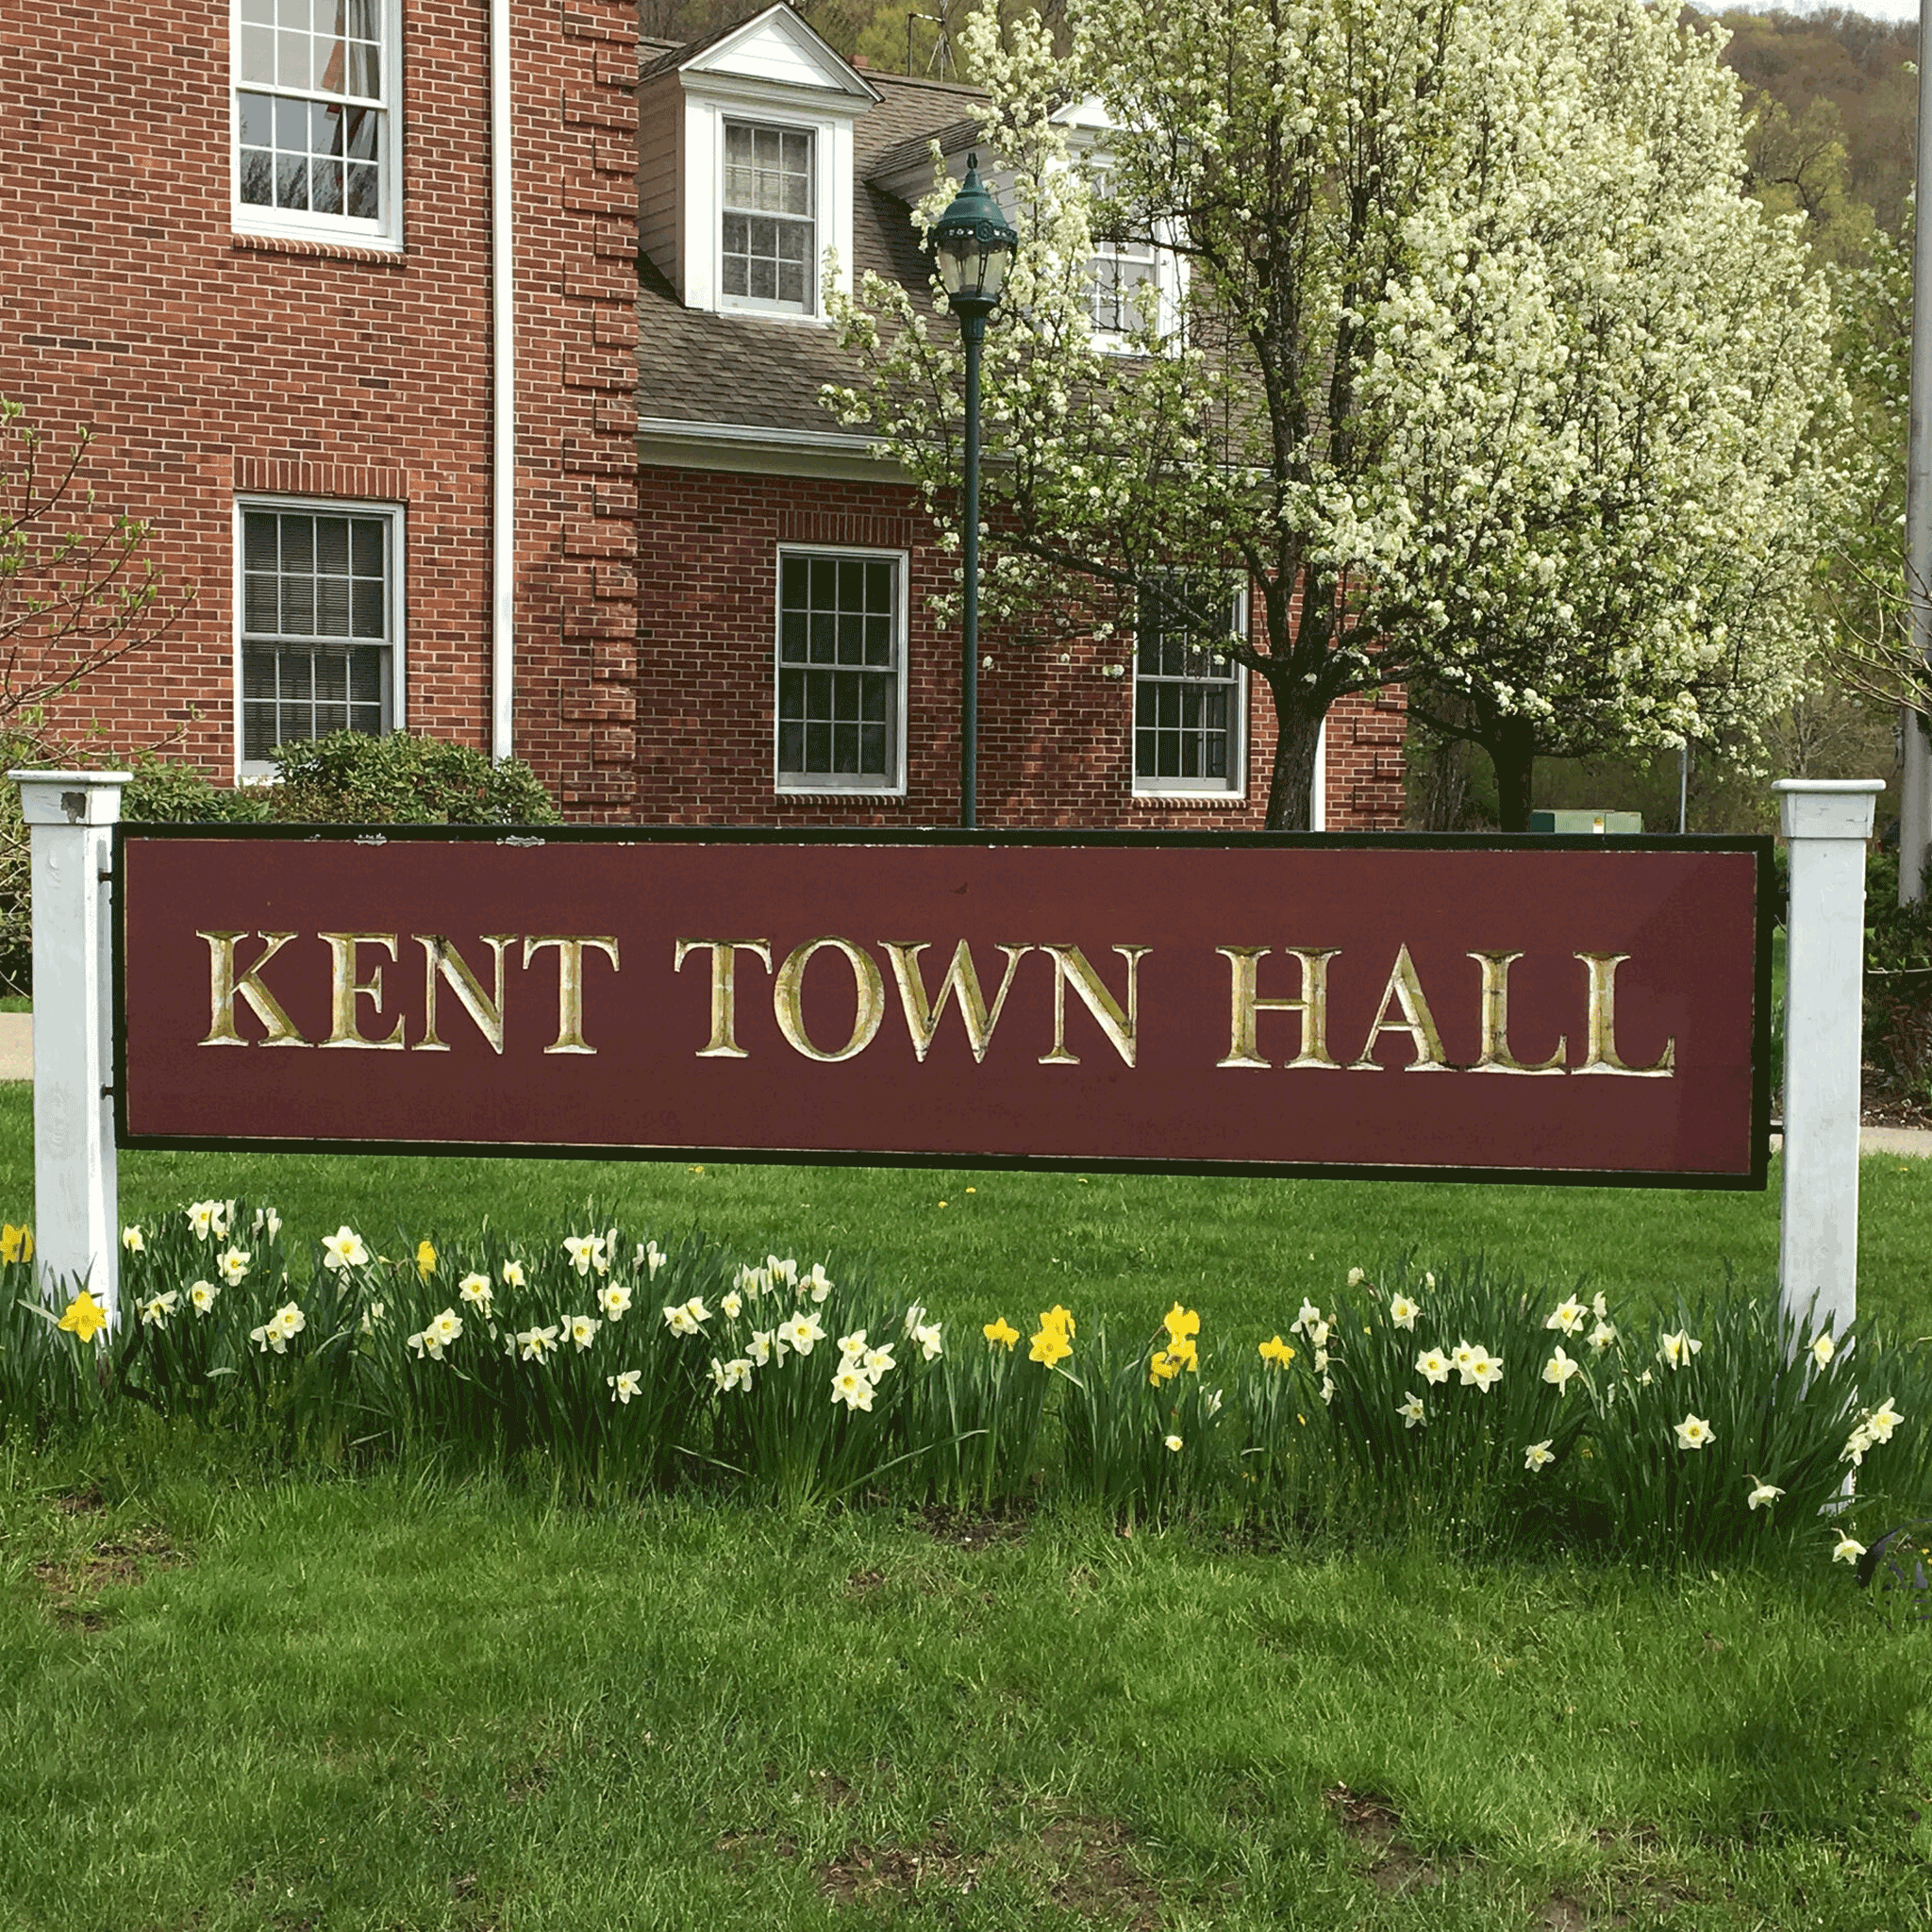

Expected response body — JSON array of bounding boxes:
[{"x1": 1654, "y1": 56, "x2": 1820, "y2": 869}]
[
  {"x1": 1149, "y1": 1348, "x2": 1180, "y2": 1386},
  {"x1": 984, "y1": 1316, "x2": 1019, "y2": 1350},
  {"x1": 1257, "y1": 1335, "x2": 1294, "y2": 1368},
  {"x1": 416, "y1": 1240, "x2": 438, "y2": 1279},
  {"x1": 1, "y1": 1223, "x2": 33, "y2": 1264},
  {"x1": 58, "y1": 1290, "x2": 109, "y2": 1343},
  {"x1": 1029, "y1": 1323, "x2": 1073, "y2": 1368},
  {"x1": 1161, "y1": 1303, "x2": 1200, "y2": 1346},
  {"x1": 1040, "y1": 1304, "x2": 1074, "y2": 1340}
]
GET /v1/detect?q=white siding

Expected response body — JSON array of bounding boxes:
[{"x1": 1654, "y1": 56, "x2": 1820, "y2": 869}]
[{"x1": 637, "y1": 72, "x2": 683, "y2": 291}]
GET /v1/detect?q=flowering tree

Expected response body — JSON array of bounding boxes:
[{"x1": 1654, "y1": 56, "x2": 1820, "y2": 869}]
[{"x1": 823, "y1": 0, "x2": 1843, "y2": 830}]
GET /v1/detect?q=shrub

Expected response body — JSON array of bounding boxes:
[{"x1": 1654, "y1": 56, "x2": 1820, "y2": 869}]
[
  {"x1": 265, "y1": 730, "x2": 559, "y2": 825},
  {"x1": 1862, "y1": 850, "x2": 1932, "y2": 1108}
]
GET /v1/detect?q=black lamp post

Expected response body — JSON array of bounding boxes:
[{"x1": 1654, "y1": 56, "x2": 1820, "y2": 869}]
[{"x1": 931, "y1": 155, "x2": 1016, "y2": 829}]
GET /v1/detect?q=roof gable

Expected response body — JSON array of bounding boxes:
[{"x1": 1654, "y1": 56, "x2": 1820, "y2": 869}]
[{"x1": 670, "y1": 5, "x2": 879, "y2": 102}]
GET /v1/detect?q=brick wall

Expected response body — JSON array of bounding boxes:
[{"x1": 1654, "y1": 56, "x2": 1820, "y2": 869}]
[
  {"x1": 634, "y1": 462, "x2": 1405, "y2": 831},
  {"x1": 0, "y1": 0, "x2": 640, "y2": 814}
]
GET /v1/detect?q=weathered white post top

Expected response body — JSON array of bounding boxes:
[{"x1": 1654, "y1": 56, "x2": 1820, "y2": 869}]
[
  {"x1": 9, "y1": 770, "x2": 128, "y2": 1323},
  {"x1": 1775, "y1": 777, "x2": 1884, "y2": 1345}
]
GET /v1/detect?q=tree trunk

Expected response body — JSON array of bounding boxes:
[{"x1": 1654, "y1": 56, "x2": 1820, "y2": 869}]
[
  {"x1": 1264, "y1": 685, "x2": 1326, "y2": 831},
  {"x1": 1491, "y1": 717, "x2": 1537, "y2": 833}
]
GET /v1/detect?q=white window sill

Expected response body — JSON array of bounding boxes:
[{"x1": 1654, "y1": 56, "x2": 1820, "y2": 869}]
[
  {"x1": 775, "y1": 790, "x2": 907, "y2": 803},
  {"x1": 1131, "y1": 790, "x2": 1247, "y2": 807}
]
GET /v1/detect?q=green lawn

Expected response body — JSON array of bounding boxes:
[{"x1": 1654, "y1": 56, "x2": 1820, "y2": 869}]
[{"x1": 2, "y1": 1083, "x2": 1930, "y2": 1929}]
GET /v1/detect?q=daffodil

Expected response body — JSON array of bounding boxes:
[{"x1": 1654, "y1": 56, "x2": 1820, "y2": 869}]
[
  {"x1": 188, "y1": 1279, "x2": 218, "y2": 1314},
  {"x1": 710, "y1": 1356, "x2": 752, "y2": 1394},
  {"x1": 1541, "y1": 1347, "x2": 1580, "y2": 1393},
  {"x1": 429, "y1": 1307, "x2": 462, "y2": 1349},
  {"x1": 1841, "y1": 1424, "x2": 1875, "y2": 1467},
  {"x1": 634, "y1": 1241, "x2": 666, "y2": 1278},
  {"x1": 984, "y1": 1316, "x2": 1019, "y2": 1350},
  {"x1": 1029, "y1": 1322, "x2": 1073, "y2": 1368},
  {"x1": 1149, "y1": 1348, "x2": 1181, "y2": 1386},
  {"x1": 862, "y1": 1343, "x2": 895, "y2": 1382},
  {"x1": 122, "y1": 1225, "x2": 144, "y2": 1254},
  {"x1": 912, "y1": 1322, "x2": 942, "y2": 1361},
  {"x1": 1833, "y1": 1533, "x2": 1866, "y2": 1565},
  {"x1": 804, "y1": 1262, "x2": 833, "y2": 1303},
  {"x1": 1388, "y1": 1292, "x2": 1420, "y2": 1330},
  {"x1": 1415, "y1": 1347, "x2": 1450, "y2": 1385},
  {"x1": 1257, "y1": 1335, "x2": 1294, "y2": 1368},
  {"x1": 562, "y1": 1233, "x2": 605, "y2": 1276},
  {"x1": 501, "y1": 1258, "x2": 525, "y2": 1288},
  {"x1": 1808, "y1": 1330, "x2": 1835, "y2": 1369},
  {"x1": 721, "y1": 1291, "x2": 742, "y2": 1320},
  {"x1": 838, "y1": 1328, "x2": 869, "y2": 1360},
  {"x1": 1164, "y1": 1433, "x2": 1183, "y2": 1452},
  {"x1": 217, "y1": 1245, "x2": 250, "y2": 1286},
  {"x1": 778, "y1": 1310, "x2": 824, "y2": 1356},
  {"x1": 1657, "y1": 1329, "x2": 1702, "y2": 1371},
  {"x1": 1746, "y1": 1480, "x2": 1784, "y2": 1511},
  {"x1": 608, "y1": 1369, "x2": 642, "y2": 1404},
  {"x1": 253, "y1": 1207, "x2": 281, "y2": 1241},
  {"x1": 139, "y1": 1290, "x2": 179, "y2": 1328},
  {"x1": 830, "y1": 1363, "x2": 874, "y2": 1410},
  {"x1": 1161, "y1": 1303, "x2": 1200, "y2": 1346},
  {"x1": 1545, "y1": 1298, "x2": 1588, "y2": 1335},
  {"x1": 1319, "y1": 1374, "x2": 1336, "y2": 1405},
  {"x1": 598, "y1": 1283, "x2": 632, "y2": 1321},
  {"x1": 1587, "y1": 1320, "x2": 1616, "y2": 1354},
  {"x1": 1524, "y1": 1440, "x2": 1555, "y2": 1472},
  {"x1": 1040, "y1": 1304, "x2": 1075, "y2": 1340},
  {"x1": 518, "y1": 1324, "x2": 558, "y2": 1362},
  {"x1": 416, "y1": 1240, "x2": 438, "y2": 1279},
  {"x1": 322, "y1": 1227, "x2": 368, "y2": 1272},
  {"x1": 1591, "y1": 1291, "x2": 1608, "y2": 1321},
  {"x1": 0, "y1": 1223, "x2": 29, "y2": 1264},
  {"x1": 1451, "y1": 1339, "x2": 1475, "y2": 1373},
  {"x1": 458, "y1": 1274, "x2": 493, "y2": 1316},
  {"x1": 56, "y1": 1289, "x2": 109, "y2": 1343},
  {"x1": 1462, "y1": 1346, "x2": 1503, "y2": 1391},
  {"x1": 1398, "y1": 1393, "x2": 1426, "y2": 1429},
  {"x1": 187, "y1": 1200, "x2": 218, "y2": 1241},
  {"x1": 1674, "y1": 1413, "x2": 1714, "y2": 1451},
  {"x1": 1864, "y1": 1398, "x2": 1903, "y2": 1444},
  {"x1": 747, "y1": 1329, "x2": 775, "y2": 1367},
  {"x1": 1291, "y1": 1298, "x2": 1323, "y2": 1336}
]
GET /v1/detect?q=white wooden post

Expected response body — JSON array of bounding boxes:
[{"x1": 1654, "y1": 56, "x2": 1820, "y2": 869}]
[
  {"x1": 10, "y1": 771, "x2": 127, "y2": 1324},
  {"x1": 1775, "y1": 777, "x2": 1884, "y2": 1344}
]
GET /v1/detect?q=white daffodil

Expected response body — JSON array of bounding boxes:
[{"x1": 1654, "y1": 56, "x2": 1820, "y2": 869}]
[
  {"x1": 1524, "y1": 1440, "x2": 1556, "y2": 1472},
  {"x1": 1416, "y1": 1348, "x2": 1451, "y2": 1386},
  {"x1": 186, "y1": 1200, "x2": 218, "y2": 1241},
  {"x1": 429, "y1": 1308, "x2": 462, "y2": 1349},
  {"x1": 1320, "y1": 1374, "x2": 1336, "y2": 1406},
  {"x1": 568, "y1": 1314, "x2": 599, "y2": 1351},
  {"x1": 779, "y1": 1310, "x2": 825, "y2": 1356},
  {"x1": 608, "y1": 1370, "x2": 641, "y2": 1405},
  {"x1": 249, "y1": 1321, "x2": 279, "y2": 1354},
  {"x1": 830, "y1": 1363, "x2": 874, "y2": 1411},
  {"x1": 641, "y1": 1241, "x2": 667, "y2": 1279},
  {"x1": 733, "y1": 1263, "x2": 766, "y2": 1299},
  {"x1": 1674, "y1": 1413, "x2": 1714, "y2": 1451},
  {"x1": 747, "y1": 1329, "x2": 776, "y2": 1367},
  {"x1": 1591, "y1": 1292, "x2": 1608, "y2": 1321},
  {"x1": 1545, "y1": 1298, "x2": 1588, "y2": 1336},
  {"x1": 1307, "y1": 1320, "x2": 1331, "y2": 1350},
  {"x1": 1864, "y1": 1398, "x2": 1903, "y2": 1444},
  {"x1": 1451, "y1": 1340, "x2": 1475, "y2": 1374},
  {"x1": 1588, "y1": 1320, "x2": 1617, "y2": 1354},
  {"x1": 1842, "y1": 1424, "x2": 1875, "y2": 1467},
  {"x1": 770, "y1": 1256, "x2": 800, "y2": 1290},
  {"x1": 1657, "y1": 1330, "x2": 1702, "y2": 1371},
  {"x1": 1388, "y1": 1293, "x2": 1421, "y2": 1331},
  {"x1": 122, "y1": 1225, "x2": 145, "y2": 1254},
  {"x1": 913, "y1": 1322, "x2": 943, "y2": 1361},
  {"x1": 1164, "y1": 1432, "x2": 1184, "y2": 1451},
  {"x1": 217, "y1": 1246, "x2": 251, "y2": 1286},
  {"x1": 803, "y1": 1262, "x2": 833, "y2": 1303},
  {"x1": 518, "y1": 1324, "x2": 558, "y2": 1362},
  {"x1": 1291, "y1": 1299, "x2": 1323, "y2": 1336},
  {"x1": 1312, "y1": 1347, "x2": 1330, "y2": 1374},
  {"x1": 1638, "y1": 1368, "x2": 1654, "y2": 1387},
  {"x1": 1747, "y1": 1480, "x2": 1784, "y2": 1511},
  {"x1": 1461, "y1": 1346, "x2": 1503, "y2": 1391},
  {"x1": 714, "y1": 1356, "x2": 752, "y2": 1394},
  {"x1": 358, "y1": 1298, "x2": 387, "y2": 1336},
  {"x1": 139, "y1": 1290, "x2": 178, "y2": 1328},
  {"x1": 1833, "y1": 1533, "x2": 1867, "y2": 1565},
  {"x1": 501, "y1": 1259, "x2": 525, "y2": 1289},
  {"x1": 188, "y1": 1279, "x2": 218, "y2": 1314},
  {"x1": 903, "y1": 1302, "x2": 927, "y2": 1337},
  {"x1": 1808, "y1": 1331, "x2": 1835, "y2": 1370},
  {"x1": 458, "y1": 1274, "x2": 493, "y2": 1316},
  {"x1": 407, "y1": 1325, "x2": 444, "y2": 1362},
  {"x1": 862, "y1": 1344, "x2": 896, "y2": 1382},
  {"x1": 562, "y1": 1234, "x2": 605, "y2": 1277},
  {"x1": 721, "y1": 1291, "x2": 742, "y2": 1320},
  {"x1": 322, "y1": 1227, "x2": 368, "y2": 1272},
  {"x1": 252, "y1": 1207, "x2": 282, "y2": 1241},
  {"x1": 275, "y1": 1303, "x2": 305, "y2": 1342},
  {"x1": 1542, "y1": 1346, "x2": 1580, "y2": 1393},
  {"x1": 837, "y1": 1328, "x2": 869, "y2": 1360},
  {"x1": 1398, "y1": 1393, "x2": 1426, "y2": 1429},
  {"x1": 1346, "y1": 1267, "x2": 1365, "y2": 1287},
  {"x1": 598, "y1": 1283, "x2": 632, "y2": 1322}
]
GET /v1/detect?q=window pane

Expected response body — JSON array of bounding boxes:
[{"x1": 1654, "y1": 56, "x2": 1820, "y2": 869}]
[
  {"x1": 351, "y1": 576, "x2": 384, "y2": 638},
  {"x1": 277, "y1": 29, "x2": 310, "y2": 88},
  {"x1": 345, "y1": 160, "x2": 379, "y2": 220},
  {"x1": 241, "y1": 25, "x2": 275, "y2": 83}
]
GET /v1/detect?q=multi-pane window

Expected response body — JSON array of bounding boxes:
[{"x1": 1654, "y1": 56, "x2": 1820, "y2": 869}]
[
  {"x1": 1088, "y1": 239, "x2": 1158, "y2": 336},
  {"x1": 776, "y1": 552, "x2": 903, "y2": 791},
  {"x1": 1133, "y1": 579, "x2": 1244, "y2": 792},
  {"x1": 723, "y1": 123, "x2": 815, "y2": 312},
  {"x1": 235, "y1": 0, "x2": 393, "y2": 238},
  {"x1": 241, "y1": 507, "x2": 394, "y2": 769}
]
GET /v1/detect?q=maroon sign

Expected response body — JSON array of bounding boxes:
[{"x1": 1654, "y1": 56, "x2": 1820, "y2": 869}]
[{"x1": 114, "y1": 830, "x2": 1769, "y2": 1185}]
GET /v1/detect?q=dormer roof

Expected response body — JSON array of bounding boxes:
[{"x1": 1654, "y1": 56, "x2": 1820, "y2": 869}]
[{"x1": 638, "y1": 3, "x2": 880, "y2": 102}]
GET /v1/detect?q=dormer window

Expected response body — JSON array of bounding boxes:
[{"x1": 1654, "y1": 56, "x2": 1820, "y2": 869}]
[{"x1": 723, "y1": 123, "x2": 815, "y2": 312}]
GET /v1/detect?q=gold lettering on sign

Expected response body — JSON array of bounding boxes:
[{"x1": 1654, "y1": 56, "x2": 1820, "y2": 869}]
[
  {"x1": 413, "y1": 934, "x2": 514, "y2": 1054},
  {"x1": 673, "y1": 940, "x2": 774, "y2": 1057},
  {"x1": 317, "y1": 932, "x2": 406, "y2": 1050},
  {"x1": 1466, "y1": 952, "x2": 1566, "y2": 1075},
  {"x1": 1038, "y1": 944, "x2": 1147, "y2": 1068},
  {"x1": 773, "y1": 937, "x2": 886, "y2": 1062},
  {"x1": 1573, "y1": 953, "x2": 1675, "y2": 1077},
  {"x1": 1214, "y1": 946, "x2": 1341, "y2": 1069},
  {"x1": 197, "y1": 930, "x2": 309, "y2": 1046},
  {"x1": 1351, "y1": 944, "x2": 1450, "y2": 1072},
  {"x1": 884, "y1": 941, "x2": 1032, "y2": 1063},
  {"x1": 523, "y1": 936, "x2": 621, "y2": 1055}
]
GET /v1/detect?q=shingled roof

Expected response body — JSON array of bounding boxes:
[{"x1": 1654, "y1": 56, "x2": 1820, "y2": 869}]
[{"x1": 635, "y1": 40, "x2": 986, "y2": 444}]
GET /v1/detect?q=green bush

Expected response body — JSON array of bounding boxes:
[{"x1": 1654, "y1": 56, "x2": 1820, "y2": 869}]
[{"x1": 1863, "y1": 849, "x2": 1932, "y2": 1106}]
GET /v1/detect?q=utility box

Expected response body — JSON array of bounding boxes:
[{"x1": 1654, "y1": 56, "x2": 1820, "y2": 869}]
[{"x1": 1529, "y1": 810, "x2": 1644, "y2": 835}]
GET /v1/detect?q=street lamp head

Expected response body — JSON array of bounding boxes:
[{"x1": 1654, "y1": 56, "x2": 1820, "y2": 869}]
[{"x1": 932, "y1": 154, "x2": 1017, "y2": 316}]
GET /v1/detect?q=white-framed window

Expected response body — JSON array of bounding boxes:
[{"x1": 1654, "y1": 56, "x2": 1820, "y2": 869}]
[
  {"x1": 723, "y1": 121, "x2": 816, "y2": 313},
  {"x1": 232, "y1": 0, "x2": 401, "y2": 249},
  {"x1": 774, "y1": 547, "x2": 907, "y2": 794},
  {"x1": 1088, "y1": 235, "x2": 1158, "y2": 336},
  {"x1": 235, "y1": 499, "x2": 403, "y2": 778},
  {"x1": 1132, "y1": 578, "x2": 1246, "y2": 796}
]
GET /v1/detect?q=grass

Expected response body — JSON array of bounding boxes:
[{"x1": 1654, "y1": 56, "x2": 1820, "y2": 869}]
[
  {"x1": 3, "y1": 1437, "x2": 1929, "y2": 1932},
  {"x1": 3, "y1": 1082, "x2": 1931, "y2": 1927}
]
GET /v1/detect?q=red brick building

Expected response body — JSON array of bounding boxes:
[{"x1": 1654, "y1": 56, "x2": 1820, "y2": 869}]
[{"x1": 0, "y1": 1, "x2": 1404, "y2": 829}]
